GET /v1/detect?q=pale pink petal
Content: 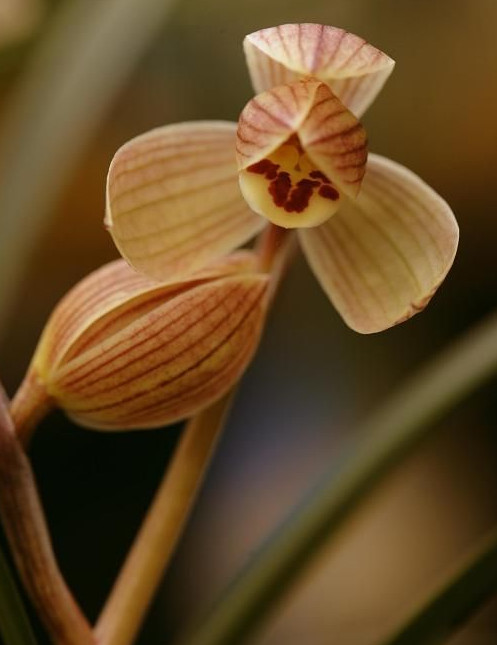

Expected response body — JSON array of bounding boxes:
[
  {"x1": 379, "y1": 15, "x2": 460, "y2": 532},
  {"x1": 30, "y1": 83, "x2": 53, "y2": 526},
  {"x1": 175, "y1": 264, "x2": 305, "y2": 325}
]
[
  {"x1": 244, "y1": 24, "x2": 395, "y2": 117},
  {"x1": 236, "y1": 81, "x2": 317, "y2": 168},
  {"x1": 299, "y1": 154, "x2": 459, "y2": 333},
  {"x1": 237, "y1": 80, "x2": 367, "y2": 228},
  {"x1": 27, "y1": 253, "x2": 267, "y2": 430},
  {"x1": 106, "y1": 121, "x2": 265, "y2": 282},
  {"x1": 52, "y1": 275, "x2": 269, "y2": 430},
  {"x1": 34, "y1": 252, "x2": 260, "y2": 372},
  {"x1": 35, "y1": 260, "x2": 152, "y2": 370},
  {"x1": 298, "y1": 81, "x2": 368, "y2": 198}
]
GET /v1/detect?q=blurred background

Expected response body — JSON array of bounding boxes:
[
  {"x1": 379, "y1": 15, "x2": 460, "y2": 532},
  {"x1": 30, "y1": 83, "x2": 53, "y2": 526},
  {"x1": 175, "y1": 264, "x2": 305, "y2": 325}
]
[{"x1": 0, "y1": 0, "x2": 497, "y2": 643}]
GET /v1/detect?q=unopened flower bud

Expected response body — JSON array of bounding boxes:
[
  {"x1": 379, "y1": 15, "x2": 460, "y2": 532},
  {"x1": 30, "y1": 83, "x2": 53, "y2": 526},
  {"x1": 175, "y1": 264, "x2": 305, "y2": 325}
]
[{"x1": 11, "y1": 252, "x2": 269, "y2": 441}]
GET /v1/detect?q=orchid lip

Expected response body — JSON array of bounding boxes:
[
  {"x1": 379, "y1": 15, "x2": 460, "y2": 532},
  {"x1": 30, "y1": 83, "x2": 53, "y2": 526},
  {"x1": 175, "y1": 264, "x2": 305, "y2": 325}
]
[
  {"x1": 236, "y1": 79, "x2": 367, "y2": 228},
  {"x1": 239, "y1": 134, "x2": 342, "y2": 228}
]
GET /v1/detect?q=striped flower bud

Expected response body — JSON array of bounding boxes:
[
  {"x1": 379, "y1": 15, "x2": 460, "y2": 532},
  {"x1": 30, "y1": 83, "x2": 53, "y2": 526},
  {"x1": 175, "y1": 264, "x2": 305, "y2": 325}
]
[{"x1": 11, "y1": 252, "x2": 269, "y2": 441}]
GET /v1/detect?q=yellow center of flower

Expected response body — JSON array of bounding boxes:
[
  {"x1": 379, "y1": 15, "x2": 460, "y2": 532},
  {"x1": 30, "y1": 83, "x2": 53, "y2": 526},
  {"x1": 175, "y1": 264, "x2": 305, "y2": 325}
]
[{"x1": 239, "y1": 135, "x2": 342, "y2": 229}]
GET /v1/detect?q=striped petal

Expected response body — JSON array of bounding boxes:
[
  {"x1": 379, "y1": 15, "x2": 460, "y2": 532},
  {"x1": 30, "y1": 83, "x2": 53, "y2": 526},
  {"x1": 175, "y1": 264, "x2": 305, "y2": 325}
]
[
  {"x1": 237, "y1": 79, "x2": 367, "y2": 228},
  {"x1": 299, "y1": 154, "x2": 459, "y2": 333},
  {"x1": 36, "y1": 261, "x2": 157, "y2": 370},
  {"x1": 244, "y1": 24, "x2": 395, "y2": 117},
  {"x1": 106, "y1": 121, "x2": 265, "y2": 282},
  {"x1": 33, "y1": 252, "x2": 259, "y2": 373},
  {"x1": 27, "y1": 253, "x2": 268, "y2": 430},
  {"x1": 53, "y1": 274, "x2": 269, "y2": 430}
]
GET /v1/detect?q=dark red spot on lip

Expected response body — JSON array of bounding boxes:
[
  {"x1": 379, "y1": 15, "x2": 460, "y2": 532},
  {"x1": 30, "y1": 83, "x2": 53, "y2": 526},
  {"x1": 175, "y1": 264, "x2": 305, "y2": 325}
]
[
  {"x1": 309, "y1": 170, "x2": 331, "y2": 184},
  {"x1": 247, "y1": 156, "x2": 339, "y2": 213},
  {"x1": 268, "y1": 171, "x2": 291, "y2": 207},
  {"x1": 318, "y1": 184, "x2": 340, "y2": 201},
  {"x1": 285, "y1": 179, "x2": 320, "y2": 213},
  {"x1": 247, "y1": 159, "x2": 280, "y2": 180}
]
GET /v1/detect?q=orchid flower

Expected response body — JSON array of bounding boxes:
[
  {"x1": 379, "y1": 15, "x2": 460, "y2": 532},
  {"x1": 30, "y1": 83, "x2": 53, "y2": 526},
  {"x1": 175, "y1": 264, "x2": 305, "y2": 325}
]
[{"x1": 105, "y1": 23, "x2": 458, "y2": 334}]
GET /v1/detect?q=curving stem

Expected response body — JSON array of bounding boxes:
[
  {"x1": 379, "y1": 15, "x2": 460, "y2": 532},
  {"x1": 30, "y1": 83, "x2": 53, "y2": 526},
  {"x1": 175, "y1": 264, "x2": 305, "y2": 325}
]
[{"x1": 0, "y1": 384, "x2": 94, "y2": 645}]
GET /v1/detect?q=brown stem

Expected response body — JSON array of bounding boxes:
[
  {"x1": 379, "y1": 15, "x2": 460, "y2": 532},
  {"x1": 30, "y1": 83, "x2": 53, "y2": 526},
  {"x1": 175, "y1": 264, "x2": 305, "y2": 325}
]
[
  {"x1": 95, "y1": 393, "x2": 234, "y2": 645},
  {"x1": 0, "y1": 385, "x2": 94, "y2": 645},
  {"x1": 256, "y1": 224, "x2": 292, "y2": 273},
  {"x1": 10, "y1": 368, "x2": 54, "y2": 447}
]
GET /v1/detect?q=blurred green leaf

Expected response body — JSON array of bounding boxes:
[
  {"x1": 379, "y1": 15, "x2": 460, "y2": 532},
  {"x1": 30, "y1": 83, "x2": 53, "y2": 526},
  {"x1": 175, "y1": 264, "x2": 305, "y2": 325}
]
[
  {"x1": 0, "y1": 0, "x2": 178, "y2": 339},
  {"x1": 184, "y1": 310, "x2": 497, "y2": 645},
  {"x1": 382, "y1": 528, "x2": 497, "y2": 645}
]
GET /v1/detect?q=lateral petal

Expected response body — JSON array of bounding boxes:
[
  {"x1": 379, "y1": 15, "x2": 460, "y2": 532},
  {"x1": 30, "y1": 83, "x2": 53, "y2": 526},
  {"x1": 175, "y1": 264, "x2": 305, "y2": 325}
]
[
  {"x1": 244, "y1": 24, "x2": 395, "y2": 117},
  {"x1": 237, "y1": 80, "x2": 318, "y2": 169},
  {"x1": 106, "y1": 121, "x2": 265, "y2": 282},
  {"x1": 298, "y1": 81, "x2": 368, "y2": 198},
  {"x1": 299, "y1": 154, "x2": 459, "y2": 333}
]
